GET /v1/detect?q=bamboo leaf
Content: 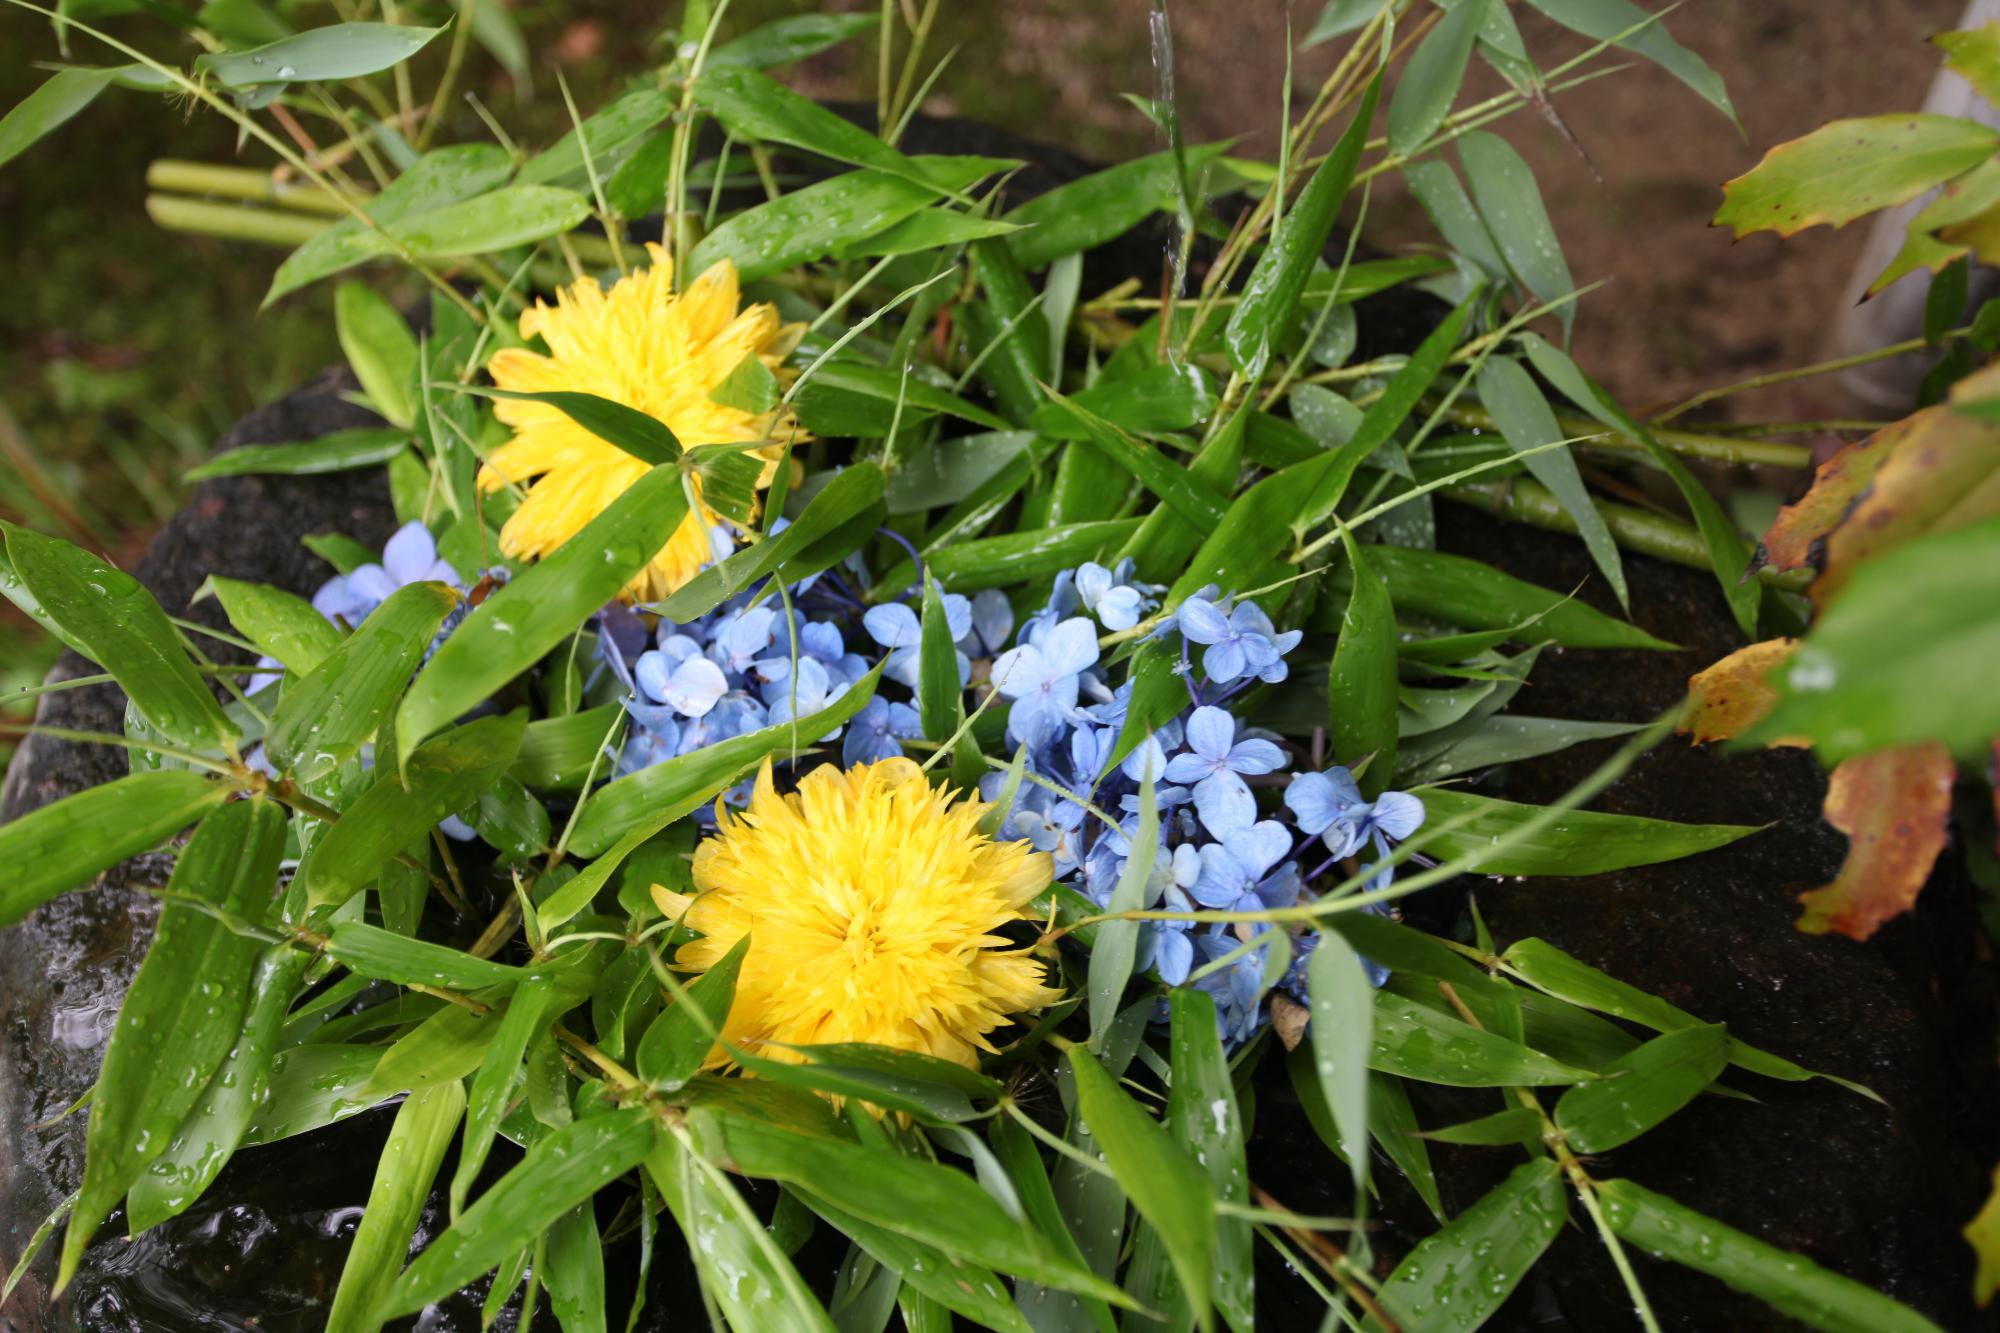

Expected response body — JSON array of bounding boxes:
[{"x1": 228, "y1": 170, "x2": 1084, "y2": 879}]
[
  {"x1": 1370, "y1": 990, "x2": 1596, "y2": 1086},
  {"x1": 1308, "y1": 927, "x2": 1376, "y2": 1194},
  {"x1": 0, "y1": 67, "x2": 118, "y2": 171},
  {"x1": 637, "y1": 936, "x2": 748, "y2": 1091},
  {"x1": 1367, "y1": 1159, "x2": 1567, "y2": 1332},
  {"x1": 195, "y1": 21, "x2": 444, "y2": 86},
  {"x1": 335, "y1": 281, "x2": 418, "y2": 429},
  {"x1": 325, "y1": 1080, "x2": 464, "y2": 1333},
  {"x1": 0, "y1": 770, "x2": 233, "y2": 926},
  {"x1": 1330, "y1": 529, "x2": 1399, "y2": 794},
  {"x1": 1414, "y1": 788, "x2": 1760, "y2": 876},
  {"x1": 1554, "y1": 1023, "x2": 1729, "y2": 1152}
]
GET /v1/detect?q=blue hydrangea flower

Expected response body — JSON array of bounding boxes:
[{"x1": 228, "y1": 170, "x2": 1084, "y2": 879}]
[
  {"x1": 862, "y1": 597, "x2": 972, "y2": 689},
  {"x1": 1285, "y1": 768, "x2": 1426, "y2": 860},
  {"x1": 991, "y1": 616, "x2": 1100, "y2": 747},
  {"x1": 1190, "y1": 820, "x2": 1300, "y2": 910},
  {"x1": 958, "y1": 588, "x2": 1014, "y2": 658},
  {"x1": 1163, "y1": 705, "x2": 1287, "y2": 836},
  {"x1": 843, "y1": 696, "x2": 921, "y2": 765},
  {"x1": 312, "y1": 521, "x2": 461, "y2": 626},
  {"x1": 1074, "y1": 560, "x2": 1150, "y2": 632},
  {"x1": 1177, "y1": 595, "x2": 1302, "y2": 684}
]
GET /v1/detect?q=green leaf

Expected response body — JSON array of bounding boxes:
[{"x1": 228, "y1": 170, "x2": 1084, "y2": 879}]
[
  {"x1": 709, "y1": 352, "x2": 782, "y2": 415},
  {"x1": 1937, "y1": 24, "x2": 2000, "y2": 107},
  {"x1": 567, "y1": 660, "x2": 883, "y2": 857},
  {"x1": 1554, "y1": 1023, "x2": 1729, "y2": 1152},
  {"x1": 543, "y1": 1201, "x2": 609, "y2": 1333},
  {"x1": 1307, "y1": 925, "x2": 1376, "y2": 1195},
  {"x1": 398, "y1": 465, "x2": 689, "y2": 760},
  {"x1": 795, "y1": 361, "x2": 1009, "y2": 435},
  {"x1": 708, "y1": 13, "x2": 880, "y2": 70},
  {"x1": 646, "y1": 1134, "x2": 837, "y2": 1331},
  {"x1": 1404, "y1": 159, "x2": 1510, "y2": 279},
  {"x1": 1751, "y1": 517, "x2": 2000, "y2": 762},
  {"x1": 1030, "y1": 363, "x2": 1215, "y2": 443},
  {"x1": 840, "y1": 209, "x2": 1022, "y2": 260},
  {"x1": 334, "y1": 281, "x2": 418, "y2": 430},
  {"x1": 376, "y1": 1109, "x2": 659, "y2": 1321},
  {"x1": 186, "y1": 427, "x2": 410, "y2": 481},
  {"x1": 324, "y1": 1079, "x2": 464, "y2": 1333},
  {"x1": 1167, "y1": 989, "x2": 1252, "y2": 1329},
  {"x1": 0, "y1": 770, "x2": 232, "y2": 926},
  {"x1": 1476, "y1": 355, "x2": 1625, "y2": 604},
  {"x1": 657, "y1": 464, "x2": 885, "y2": 621},
  {"x1": 457, "y1": 386, "x2": 679, "y2": 465},
  {"x1": 268, "y1": 145, "x2": 512, "y2": 301},
  {"x1": 303, "y1": 531, "x2": 381, "y2": 575},
  {"x1": 1414, "y1": 788, "x2": 1760, "y2": 876},
  {"x1": 692, "y1": 165, "x2": 993, "y2": 283},
  {"x1": 128, "y1": 944, "x2": 311, "y2": 1230},
  {"x1": 1088, "y1": 768, "x2": 1157, "y2": 1049},
  {"x1": 377, "y1": 185, "x2": 592, "y2": 260},
  {"x1": 1371, "y1": 989, "x2": 1596, "y2": 1086},
  {"x1": 194, "y1": 21, "x2": 443, "y2": 86},
  {"x1": 1330, "y1": 530, "x2": 1399, "y2": 793},
  {"x1": 1716, "y1": 113, "x2": 1996, "y2": 238},
  {"x1": 1038, "y1": 391, "x2": 1227, "y2": 531},
  {"x1": 517, "y1": 87, "x2": 674, "y2": 187},
  {"x1": 1367, "y1": 1159, "x2": 1567, "y2": 1332},
  {"x1": 1420, "y1": 1106, "x2": 1545, "y2": 1146},
  {"x1": 1499, "y1": 937, "x2": 1877, "y2": 1097},
  {"x1": 2, "y1": 522, "x2": 234, "y2": 749},
  {"x1": 1003, "y1": 143, "x2": 1233, "y2": 269},
  {"x1": 1387, "y1": 0, "x2": 1482, "y2": 155},
  {"x1": 241, "y1": 1043, "x2": 385, "y2": 1145},
  {"x1": 917, "y1": 572, "x2": 962, "y2": 743},
  {"x1": 325, "y1": 921, "x2": 528, "y2": 990},
  {"x1": 1335, "y1": 544, "x2": 1673, "y2": 650},
  {"x1": 299, "y1": 711, "x2": 526, "y2": 914},
  {"x1": 805, "y1": 1190, "x2": 1031, "y2": 1333},
  {"x1": 1459, "y1": 132, "x2": 1577, "y2": 335},
  {"x1": 1395, "y1": 715, "x2": 1646, "y2": 785},
  {"x1": 698, "y1": 1109, "x2": 1134, "y2": 1308},
  {"x1": 0, "y1": 67, "x2": 118, "y2": 171},
  {"x1": 1597, "y1": 1178, "x2": 1944, "y2": 1333},
  {"x1": 59, "y1": 799, "x2": 284, "y2": 1288},
  {"x1": 1226, "y1": 76, "x2": 1380, "y2": 376},
  {"x1": 879, "y1": 519, "x2": 1140, "y2": 596},
  {"x1": 1066, "y1": 1046, "x2": 1215, "y2": 1330},
  {"x1": 637, "y1": 935, "x2": 748, "y2": 1091},
  {"x1": 452, "y1": 974, "x2": 573, "y2": 1217},
  {"x1": 1523, "y1": 0, "x2": 1735, "y2": 123},
  {"x1": 728, "y1": 1048, "x2": 985, "y2": 1124},
  {"x1": 266, "y1": 580, "x2": 456, "y2": 780},
  {"x1": 513, "y1": 704, "x2": 623, "y2": 791}
]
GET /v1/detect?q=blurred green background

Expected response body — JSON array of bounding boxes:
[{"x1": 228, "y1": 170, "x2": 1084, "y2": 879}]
[{"x1": 0, "y1": 0, "x2": 1968, "y2": 759}]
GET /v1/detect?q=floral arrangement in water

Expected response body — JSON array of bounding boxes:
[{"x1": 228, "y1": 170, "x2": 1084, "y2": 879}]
[{"x1": 0, "y1": 1, "x2": 1984, "y2": 1330}]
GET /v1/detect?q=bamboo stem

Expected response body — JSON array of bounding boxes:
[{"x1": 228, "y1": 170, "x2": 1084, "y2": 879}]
[
  {"x1": 147, "y1": 159, "x2": 353, "y2": 215},
  {"x1": 1440, "y1": 404, "x2": 1812, "y2": 470}
]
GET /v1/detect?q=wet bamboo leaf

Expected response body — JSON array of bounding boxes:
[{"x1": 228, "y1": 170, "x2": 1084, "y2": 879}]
[
  {"x1": 58, "y1": 799, "x2": 285, "y2": 1287},
  {"x1": 398, "y1": 465, "x2": 688, "y2": 760},
  {"x1": 2, "y1": 522, "x2": 234, "y2": 749},
  {"x1": 637, "y1": 935, "x2": 747, "y2": 1091},
  {"x1": 1459, "y1": 132, "x2": 1576, "y2": 334},
  {"x1": 795, "y1": 361, "x2": 1009, "y2": 435},
  {"x1": 1088, "y1": 769, "x2": 1157, "y2": 1049},
  {"x1": 917, "y1": 572, "x2": 962, "y2": 743},
  {"x1": 1598, "y1": 1178, "x2": 1944, "y2": 1333},
  {"x1": 1226, "y1": 76, "x2": 1380, "y2": 377},
  {"x1": 1421, "y1": 1106, "x2": 1545, "y2": 1146},
  {"x1": 1414, "y1": 788, "x2": 1760, "y2": 876},
  {"x1": 1308, "y1": 926, "x2": 1376, "y2": 1193},
  {"x1": 268, "y1": 145, "x2": 513, "y2": 301},
  {"x1": 646, "y1": 1134, "x2": 837, "y2": 1331},
  {"x1": 1330, "y1": 529, "x2": 1398, "y2": 794},
  {"x1": 463, "y1": 386, "x2": 681, "y2": 465},
  {"x1": 300, "y1": 711, "x2": 526, "y2": 913},
  {"x1": 241, "y1": 1043, "x2": 385, "y2": 1145},
  {"x1": 196, "y1": 21, "x2": 443, "y2": 86},
  {"x1": 201, "y1": 578, "x2": 340, "y2": 680},
  {"x1": 698, "y1": 65, "x2": 976, "y2": 190},
  {"x1": 697, "y1": 1109, "x2": 1133, "y2": 1307},
  {"x1": 1404, "y1": 160, "x2": 1510, "y2": 279},
  {"x1": 1477, "y1": 355, "x2": 1625, "y2": 602},
  {"x1": 1499, "y1": 937, "x2": 1877, "y2": 1097},
  {"x1": 1167, "y1": 989, "x2": 1253, "y2": 1329},
  {"x1": 568, "y1": 660, "x2": 882, "y2": 856},
  {"x1": 128, "y1": 944, "x2": 312, "y2": 1230},
  {"x1": 518, "y1": 87, "x2": 673, "y2": 187},
  {"x1": 324, "y1": 1079, "x2": 464, "y2": 1333},
  {"x1": 1041, "y1": 392, "x2": 1227, "y2": 530},
  {"x1": 1004, "y1": 142, "x2": 1233, "y2": 269},
  {"x1": 186, "y1": 426, "x2": 410, "y2": 481},
  {"x1": 326, "y1": 921, "x2": 529, "y2": 991},
  {"x1": 728, "y1": 1048, "x2": 983, "y2": 1124},
  {"x1": 881, "y1": 518, "x2": 1140, "y2": 597},
  {"x1": 887, "y1": 437, "x2": 1034, "y2": 519},
  {"x1": 800, "y1": 1191, "x2": 1031, "y2": 1333},
  {"x1": 0, "y1": 66, "x2": 118, "y2": 171},
  {"x1": 267, "y1": 580, "x2": 455, "y2": 780},
  {"x1": 1523, "y1": 0, "x2": 1735, "y2": 123},
  {"x1": 1031, "y1": 363, "x2": 1215, "y2": 443},
  {"x1": 543, "y1": 1201, "x2": 608, "y2": 1333},
  {"x1": 366, "y1": 1000, "x2": 504, "y2": 1101},
  {"x1": 989, "y1": 1116, "x2": 1118, "y2": 1333},
  {"x1": 367, "y1": 185, "x2": 591, "y2": 261},
  {"x1": 452, "y1": 975, "x2": 574, "y2": 1217},
  {"x1": 1335, "y1": 544, "x2": 1673, "y2": 650},
  {"x1": 469, "y1": 774, "x2": 552, "y2": 859},
  {"x1": 1371, "y1": 990, "x2": 1596, "y2": 1086},
  {"x1": 0, "y1": 770, "x2": 233, "y2": 926},
  {"x1": 1388, "y1": 0, "x2": 1482, "y2": 155},
  {"x1": 709, "y1": 12, "x2": 880, "y2": 69},
  {"x1": 377, "y1": 1109, "x2": 658, "y2": 1321},
  {"x1": 1066, "y1": 1046, "x2": 1214, "y2": 1329},
  {"x1": 1119, "y1": 399, "x2": 1249, "y2": 584},
  {"x1": 334, "y1": 280, "x2": 418, "y2": 429},
  {"x1": 1555, "y1": 1023, "x2": 1729, "y2": 1152},
  {"x1": 1367, "y1": 1159, "x2": 1567, "y2": 1332},
  {"x1": 1395, "y1": 715, "x2": 1646, "y2": 785},
  {"x1": 1518, "y1": 332, "x2": 1761, "y2": 638},
  {"x1": 655, "y1": 464, "x2": 884, "y2": 621},
  {"x1": 510, "y1": 705, "x2": 619, "y2": 792}
]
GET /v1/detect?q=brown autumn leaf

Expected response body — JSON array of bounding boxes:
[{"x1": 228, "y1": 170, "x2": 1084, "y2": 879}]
[
  {"x1": 1796, "y1": 741, "x2": 1956, "y2": 940},
  {"x1": 1757, "y1": 432, "x2": 1894, "y2": 575},
  {"x1": 1680, "y1": 638, "x2": 1802, "y2": 745}
]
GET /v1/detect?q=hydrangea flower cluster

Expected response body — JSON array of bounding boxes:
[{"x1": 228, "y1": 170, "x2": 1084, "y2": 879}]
[{"x1": 972, "y1": 564, "x2": 1426, "y2": 1044}]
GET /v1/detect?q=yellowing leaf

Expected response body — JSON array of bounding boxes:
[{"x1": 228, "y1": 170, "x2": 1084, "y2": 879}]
[
  {"x1": 1936, "y1": 23, "x2": 2000, "y2": 109},
  {"x1": 1715, "y1": 114, "x2": 1998, "y2": 238},
  {"x1": 1796, "y1": 742, "x2": 1955, "y2": 940},
  {"x1": 1680, "y1": 639, "x2": 1802, "y2": 745},
  {"x1": 1970, "y1": 1163, "x2": 2000, "y2": 1306}
]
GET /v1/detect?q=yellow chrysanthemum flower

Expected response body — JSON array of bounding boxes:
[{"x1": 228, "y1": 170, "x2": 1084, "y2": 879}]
[
  {"x1": 653, "y1": 758, "x2": 1062, "y2": 1071},
  {"x1": 481, "y1": 244, "x2": 801, "y2": 603}
]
